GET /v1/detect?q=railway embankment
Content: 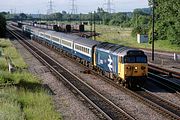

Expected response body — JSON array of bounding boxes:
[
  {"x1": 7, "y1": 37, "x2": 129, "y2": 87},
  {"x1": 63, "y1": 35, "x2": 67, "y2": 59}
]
[{"x1": 0, "y1": 39, "x2": 60, "y2": 120}]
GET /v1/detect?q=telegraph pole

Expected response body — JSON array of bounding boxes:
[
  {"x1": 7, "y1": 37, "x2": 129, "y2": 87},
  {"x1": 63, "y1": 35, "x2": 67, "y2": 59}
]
[
  {"x1": 152, "y1": 0, "x2": 155, "y2": 61},
  {"x1": 79, "y1": 13, "x2": 82, "y2": 24},
  {"x1": 90, "y1": 12, "x2": 93, "y2": 37},
  {"x1": 94, "y1": 11, "x2": 96, "y2": 40}
]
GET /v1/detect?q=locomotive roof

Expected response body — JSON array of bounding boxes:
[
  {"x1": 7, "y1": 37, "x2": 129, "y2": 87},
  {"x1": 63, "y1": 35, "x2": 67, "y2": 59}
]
[
  {"x1": 96, "y1": 42, "x2": 145, "y2": 56},
  {"x1": 26, "y1": 25, "x2": 99, "y2": 47},
  {"x1": 96, "y1": 42, "x2": 128, "y2": 53}
]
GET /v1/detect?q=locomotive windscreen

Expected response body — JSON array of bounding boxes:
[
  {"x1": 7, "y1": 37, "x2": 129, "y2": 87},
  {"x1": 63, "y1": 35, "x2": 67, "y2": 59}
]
[
  {"x1": 124, "y1": 56, "x2": 147, "y2": 63},
  {"x1": 127, "y1": 50, "x2": 144, "y2": 55}
]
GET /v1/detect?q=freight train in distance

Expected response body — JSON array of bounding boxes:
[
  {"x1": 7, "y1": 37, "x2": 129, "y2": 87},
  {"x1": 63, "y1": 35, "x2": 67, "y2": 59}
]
[
  {"x1": 11, "y1": 21, "x2": 85, "y2": 33},
  {"x1": 22, "y1": 24, "x2": 148, "y2": 88}
]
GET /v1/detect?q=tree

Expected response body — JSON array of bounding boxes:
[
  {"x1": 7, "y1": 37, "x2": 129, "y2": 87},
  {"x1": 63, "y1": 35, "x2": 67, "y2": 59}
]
[
  {"x1": 148, "y1": 0, "x2": 180, "y2": 45},
  {"x1": 0, "y1": 14, "x2": 6, "y2": 37},
  {"x1": 62, "y1": 11, "x2": 67, "y2": 15},
  {"x1": 19, "y1": 13, "x2": 27, "y2": 20},
  {"x1": 54, "y1": 12, "x2": 62, "y2": 20}
]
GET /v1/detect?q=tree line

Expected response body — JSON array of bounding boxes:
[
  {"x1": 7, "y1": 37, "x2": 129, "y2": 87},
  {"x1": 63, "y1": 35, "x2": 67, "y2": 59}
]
[
  {"x1": 148, "y1": 0, "x2": 180, "y2": 46},
  {"x1": 0, "y1": 13, "x2": 6, "y2": 37},
  {"x1": 4, "y1": 0, "x2": 180, "y2": 46}
]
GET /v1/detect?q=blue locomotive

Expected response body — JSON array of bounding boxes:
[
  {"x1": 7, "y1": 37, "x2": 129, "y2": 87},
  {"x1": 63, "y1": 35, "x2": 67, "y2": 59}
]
[{"x1": 22, "y1": 25, "x2": 148, "y2": 88}]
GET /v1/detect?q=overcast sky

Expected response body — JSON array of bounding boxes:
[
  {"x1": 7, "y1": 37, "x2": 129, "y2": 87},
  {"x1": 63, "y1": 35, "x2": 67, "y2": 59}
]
[{"x1": 0, "y1": 0, "x2": 149, "y2": 14}]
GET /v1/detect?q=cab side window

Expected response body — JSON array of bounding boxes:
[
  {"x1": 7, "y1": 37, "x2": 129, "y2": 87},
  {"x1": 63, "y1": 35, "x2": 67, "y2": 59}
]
[{"x1": 119, "y1": 57, "x2": 122, "y2": 63}]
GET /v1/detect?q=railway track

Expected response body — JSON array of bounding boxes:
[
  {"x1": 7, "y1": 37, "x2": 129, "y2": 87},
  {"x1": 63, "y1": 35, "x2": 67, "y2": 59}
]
[
  {"x1": 135, "y1": 86, "x2": 180, "y2": 117},
  {"x1": 148, "y1": 73, "x2": 180, "y2": 97},
  {"x1": 95, "y1": 74, "x2": 180, "y2": 120},
  {"x1": 148, "y1": 63, "x2": 180, "y2": 95},
  {"x1": 148, "y1": 63, "x2": 180, "y2": 79},
  {"x1": 7, "y1": 26, "x2": 135, "y2": 120},
  {"x1": 8, "y1": 25, "x2": 180, "y2": 120}
]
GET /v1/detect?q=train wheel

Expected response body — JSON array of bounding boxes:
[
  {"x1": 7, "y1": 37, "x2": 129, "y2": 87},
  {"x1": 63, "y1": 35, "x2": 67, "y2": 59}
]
[
  {"x1": 122, "y1": 80, "x2": 126, "y2": 87},
  {"x1": 129, "y1": 80, "x2": 133, "y2": 89},
  {"x1": 116, "y1": 77, "x2": 121, "y2": 84},
  {"x1": 101, "y1": 70, "x2": 105, "y2": 75},
  {"x1": 124, "y1": 83, "x2": 129, "y2": 88},
  {"x1": 87, "y1": 62, "x2": 90, "y2": 67}
]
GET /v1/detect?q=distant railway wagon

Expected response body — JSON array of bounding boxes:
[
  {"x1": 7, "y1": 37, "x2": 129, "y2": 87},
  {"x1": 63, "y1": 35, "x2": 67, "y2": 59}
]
[
  {"x1": 10, "y1": 21, "x2": 22, "y2": 28},
  {"x1": 58, "y1": 24, "x2": 71, "y2": 32},
  {"x1": 22, "y1": 25, "x2": 148, "y2": 88},
  {"x1": 12, "y1": 21, "x2": 85, "y2": 33},
  {"x1": 72, "y1": 24, "x2": 85, "y2": 32}
]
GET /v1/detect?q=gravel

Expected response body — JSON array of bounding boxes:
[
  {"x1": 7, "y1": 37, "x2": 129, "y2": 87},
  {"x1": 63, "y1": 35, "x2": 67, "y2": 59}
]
[
  {"x1": 31, "y1": 40, "x2": 171, "y2": 120},
  {"x1": 11, "y1": 39, "x2": 100, "y2": 120},
  {"x1": 144, "y1": 50, "x2": 180, "y2": 106},
  {"x1": 145, "y1": 80, "x2": 180, "y2": 106},
  {"x1": 145, "y1": 51, "x2": 180, "y2": 73}
]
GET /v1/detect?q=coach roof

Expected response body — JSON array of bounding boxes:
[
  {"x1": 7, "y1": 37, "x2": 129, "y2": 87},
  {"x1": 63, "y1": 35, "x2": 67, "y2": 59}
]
[{"x1": 26, "y1": 25, "x2": 100, "y2": 47}]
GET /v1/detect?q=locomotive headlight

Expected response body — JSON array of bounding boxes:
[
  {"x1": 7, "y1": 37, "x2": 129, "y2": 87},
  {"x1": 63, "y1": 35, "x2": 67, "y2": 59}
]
[{"x1": 134, "y1": 67, "x2": 138, "y2": 70}]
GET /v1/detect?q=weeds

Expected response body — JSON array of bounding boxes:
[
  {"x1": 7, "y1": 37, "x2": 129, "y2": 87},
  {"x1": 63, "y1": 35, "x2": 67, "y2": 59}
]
[{"x1": 0, "y1": 39, "x2": 61, "y2": 120}]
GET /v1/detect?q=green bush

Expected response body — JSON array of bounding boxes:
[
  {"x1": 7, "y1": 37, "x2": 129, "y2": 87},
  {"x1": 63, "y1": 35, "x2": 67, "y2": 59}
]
[{"x1": 0, "y1": 14, "x2": 6, "y2": 37}]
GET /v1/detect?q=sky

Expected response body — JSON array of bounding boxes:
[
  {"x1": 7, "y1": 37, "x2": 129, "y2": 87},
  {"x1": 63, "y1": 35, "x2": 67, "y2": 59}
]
[{"x1": 0, "y1": 0, "x2": 149, "y2": 14}]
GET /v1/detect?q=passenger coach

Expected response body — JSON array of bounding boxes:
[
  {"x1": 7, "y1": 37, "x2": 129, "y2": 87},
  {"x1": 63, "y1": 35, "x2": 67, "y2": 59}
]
[{"x1": 22, "y1": 25, "x2": 99, "y2": 65}]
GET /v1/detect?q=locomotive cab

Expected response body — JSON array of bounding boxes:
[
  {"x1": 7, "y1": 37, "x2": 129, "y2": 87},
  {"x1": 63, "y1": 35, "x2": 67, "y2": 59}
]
[{"x1": 120, "y1": 50, "x2": 148, "y2": 88}]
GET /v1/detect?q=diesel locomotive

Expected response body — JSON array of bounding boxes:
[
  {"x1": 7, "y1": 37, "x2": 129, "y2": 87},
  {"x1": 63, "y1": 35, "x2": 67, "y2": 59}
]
[{"x1": 22, "y1": 25, "x2": 148, "y2": 88}]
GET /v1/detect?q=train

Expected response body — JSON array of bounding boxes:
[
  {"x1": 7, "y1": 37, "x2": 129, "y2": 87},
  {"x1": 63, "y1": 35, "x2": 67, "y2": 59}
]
[
  {"x1": 12, "y1": 21, "x2": 85, "y2": 33},
  {"x1": 22, "y1": 25, "x2": 148, "y2": 88},
  {"x1": 71, "y1": 24, "x2": 85, "y2": 32}
]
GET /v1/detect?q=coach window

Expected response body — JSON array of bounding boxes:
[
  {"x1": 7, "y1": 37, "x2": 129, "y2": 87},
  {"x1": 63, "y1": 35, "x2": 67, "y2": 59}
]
[
  {"x1": 52, "y1": 37, "x2": 59, "y2": 42},
  {"x1": 85, "y1": 48, "x2": 87, "y2": 53},
  {"x1": 62, "y1": 40, "x2": 71, "y2": 47},
  {"x1": 45, "y1": 34, "x2": 50, "y2": 39}
]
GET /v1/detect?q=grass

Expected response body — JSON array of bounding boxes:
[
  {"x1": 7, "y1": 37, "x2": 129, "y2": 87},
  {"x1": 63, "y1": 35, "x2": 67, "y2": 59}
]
[
  {"x1": 0, "y1": 57, "x2": 7, "y2": 70},
  {"x1": 0, "y1": 71, "x2": 39, "y2": 85},
  {"x1": 86, "y1": 25, "x2": 180, "y2": 52},
  {"x1": 0, "y1": 87, "x2": 60, "y2": 120},
  {"x1": 0, "y1": 39, "x2": 28, "y2": 69},
  {"x1": 0, "y1": 92, "x2": 24, "y2": 120},
  {"x1": 0, "y1": 39, "x2": 61, "y2": 120}
]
